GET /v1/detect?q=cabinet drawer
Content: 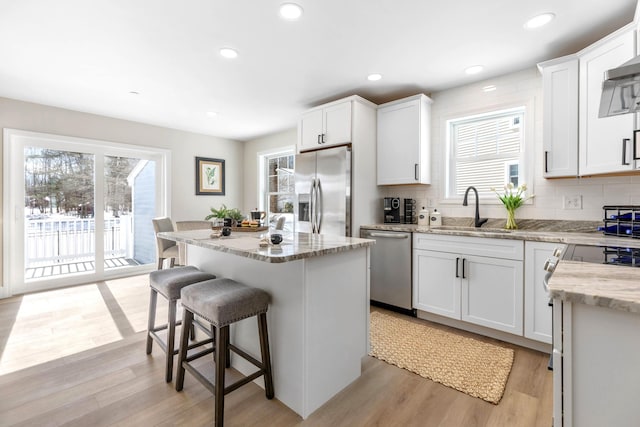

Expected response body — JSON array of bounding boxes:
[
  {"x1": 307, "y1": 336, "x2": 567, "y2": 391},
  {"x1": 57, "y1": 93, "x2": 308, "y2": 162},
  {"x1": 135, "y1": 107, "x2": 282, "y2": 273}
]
[{"x1": 413, "y1": 233, "x2": 523, "y2": 260}]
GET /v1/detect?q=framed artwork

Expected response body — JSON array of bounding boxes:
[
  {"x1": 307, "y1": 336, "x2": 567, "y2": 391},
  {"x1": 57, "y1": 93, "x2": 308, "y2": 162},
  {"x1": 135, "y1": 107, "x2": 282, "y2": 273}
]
[{"x1": 196, "y1": 157, "x2": 225, "y2": 195}]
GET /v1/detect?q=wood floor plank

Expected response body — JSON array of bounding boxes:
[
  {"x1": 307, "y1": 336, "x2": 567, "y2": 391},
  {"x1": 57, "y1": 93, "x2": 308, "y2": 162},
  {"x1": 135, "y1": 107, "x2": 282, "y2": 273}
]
[{"x1": 0, "y1": 274, "x2": 553, "y2": 427}]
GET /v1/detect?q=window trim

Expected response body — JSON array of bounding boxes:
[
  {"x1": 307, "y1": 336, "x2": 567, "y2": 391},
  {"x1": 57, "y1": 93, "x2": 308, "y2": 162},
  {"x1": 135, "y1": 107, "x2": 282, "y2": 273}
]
[
  {"x1": 257, "y1": 146, "x2": 296, "y2": 212},
  {"x1": 442, "y1": 99, "x2": 534, "y2": 204}
]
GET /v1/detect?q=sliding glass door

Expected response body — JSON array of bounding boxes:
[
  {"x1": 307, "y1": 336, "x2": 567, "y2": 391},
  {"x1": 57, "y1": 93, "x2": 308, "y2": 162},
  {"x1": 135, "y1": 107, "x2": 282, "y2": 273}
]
[{"x1": 4, "y1": 129, "x2": 169, "y2": 296}]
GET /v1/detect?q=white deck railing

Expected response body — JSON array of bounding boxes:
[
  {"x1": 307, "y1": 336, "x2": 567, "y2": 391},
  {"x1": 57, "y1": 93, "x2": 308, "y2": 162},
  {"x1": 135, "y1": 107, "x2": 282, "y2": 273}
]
[{"x1": 25, "y1": 216, "x2": 131, "y2": 268}]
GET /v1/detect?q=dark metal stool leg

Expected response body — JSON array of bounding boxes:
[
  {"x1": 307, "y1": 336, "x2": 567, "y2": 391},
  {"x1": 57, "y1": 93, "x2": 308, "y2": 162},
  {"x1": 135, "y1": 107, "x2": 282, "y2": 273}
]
[
  {"x1": 258, "y1": 313, "x2": 274, "y2": 399},
  {"x1": 165, "y1": 299, "x2": 177, "y2": 382},
  {"x1": 175, "y1": 309, "x2": 193, "y2": 392},
  {"x1": 146, "y1": 288, "x2": 158, "y2": 354},
  {"x1": 215, "y1": 325, "x2": 229, "y2": 427}
]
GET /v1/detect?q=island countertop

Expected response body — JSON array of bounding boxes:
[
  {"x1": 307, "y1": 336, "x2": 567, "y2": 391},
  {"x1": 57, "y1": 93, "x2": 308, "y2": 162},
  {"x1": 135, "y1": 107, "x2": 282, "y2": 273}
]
[
  {"x1": 548, "y1": 260, "x2": 640, "y2": 314},
  {"x1": 158, "y1": 230, "x2": 374, "y2": 263}
]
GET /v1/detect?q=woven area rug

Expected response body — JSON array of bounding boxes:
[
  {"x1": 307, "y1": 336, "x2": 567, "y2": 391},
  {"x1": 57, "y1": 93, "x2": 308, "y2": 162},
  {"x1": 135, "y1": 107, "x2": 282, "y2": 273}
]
[{"x1": 369, "y1": 311, "x2": 514, "y2": 404}]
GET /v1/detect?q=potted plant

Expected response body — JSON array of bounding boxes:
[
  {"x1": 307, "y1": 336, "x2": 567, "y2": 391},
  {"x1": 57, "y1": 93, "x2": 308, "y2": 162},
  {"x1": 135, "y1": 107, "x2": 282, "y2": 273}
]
[
  {"x1": 226, "y1": 208, "x2": 245, "y2": 227},
  {"x1": 205, "y1": 204, "x2": 229, "y2": 226},
  {"x1": 205, "y1": 204, "x2": 245, "y2": 227}
]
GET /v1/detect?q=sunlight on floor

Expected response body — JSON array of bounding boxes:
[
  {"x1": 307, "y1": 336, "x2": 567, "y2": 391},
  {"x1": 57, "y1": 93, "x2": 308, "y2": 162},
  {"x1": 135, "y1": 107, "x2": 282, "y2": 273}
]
[{"x1": 0, "y1": 275, "x2": 153, "y2": 375}]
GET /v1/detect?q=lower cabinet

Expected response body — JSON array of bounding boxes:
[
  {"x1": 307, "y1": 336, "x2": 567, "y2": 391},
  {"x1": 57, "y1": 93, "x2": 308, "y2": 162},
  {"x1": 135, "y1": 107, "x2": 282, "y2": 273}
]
[
  {"x1": 524, "y1": 241, "x2": 566, "y2": 344},
  {"x1": 413, "y1": 234, "x2": 524, "y2": 335}
]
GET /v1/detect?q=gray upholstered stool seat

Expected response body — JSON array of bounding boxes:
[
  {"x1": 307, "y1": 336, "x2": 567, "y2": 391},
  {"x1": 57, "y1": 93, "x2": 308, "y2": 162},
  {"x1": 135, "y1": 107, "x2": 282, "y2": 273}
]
[
  {"x1": 176, "y1": 278, "x2": 274, "y2": 427},
  {"x1": 146, "y1": 266, "x2": 216, "y2": 382}
]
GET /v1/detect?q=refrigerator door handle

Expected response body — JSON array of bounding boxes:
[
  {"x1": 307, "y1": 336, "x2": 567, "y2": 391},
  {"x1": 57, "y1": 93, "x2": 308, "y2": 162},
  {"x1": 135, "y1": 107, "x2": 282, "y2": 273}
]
[
  {"x1": 316, "y1": 178, "x2": 323, "y2": 233},
  {"x1": 309, "y1": 178, "x2": 317, "y2": 233}
]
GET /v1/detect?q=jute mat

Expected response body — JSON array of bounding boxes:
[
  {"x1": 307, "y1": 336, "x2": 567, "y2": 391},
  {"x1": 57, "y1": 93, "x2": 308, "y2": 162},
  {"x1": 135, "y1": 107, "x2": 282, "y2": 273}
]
[{"x1": 369, "y1": 311, "x2": 514, "y2": 404}]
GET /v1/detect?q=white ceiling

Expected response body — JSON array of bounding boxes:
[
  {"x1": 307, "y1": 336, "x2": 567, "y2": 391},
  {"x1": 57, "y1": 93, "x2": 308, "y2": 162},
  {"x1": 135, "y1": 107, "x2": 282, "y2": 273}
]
[{"x1": 0, "y1": 0, "x2": 636, "y2": 141}]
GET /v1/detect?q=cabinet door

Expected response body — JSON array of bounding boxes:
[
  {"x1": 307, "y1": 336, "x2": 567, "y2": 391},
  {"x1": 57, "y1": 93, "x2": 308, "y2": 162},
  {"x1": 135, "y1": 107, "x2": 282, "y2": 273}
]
[
  {"x1": 524, "y1": 241, "x2": 564, "y2": 344},
  {"x1": 413, "y1": 249, "x2": 460, "y2": 319},
  {"x1": 461, "y1": 255, "x2": 523, "y2": 334},
  {"x1": 542, "y1": 59, "x2": 579, "y2": 177},
  {"x1": 377, "y1": 99, "x2": 421, "y2": 185},
  {"x1": 323, "y1": 101, "x2": 352, "y2": 147},
  {"x1": 300, "y1": 109, "x2": 324, "y2": 151},
  {"x1": 579, "y1": 29, "x2": 636, "y2": 175}
]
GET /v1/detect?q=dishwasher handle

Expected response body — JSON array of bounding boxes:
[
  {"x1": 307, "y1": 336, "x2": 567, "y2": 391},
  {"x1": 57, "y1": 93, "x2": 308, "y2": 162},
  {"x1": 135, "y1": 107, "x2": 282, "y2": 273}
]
[{"x1": 367, "y1": 232, "x2": 410, "y2": 239}]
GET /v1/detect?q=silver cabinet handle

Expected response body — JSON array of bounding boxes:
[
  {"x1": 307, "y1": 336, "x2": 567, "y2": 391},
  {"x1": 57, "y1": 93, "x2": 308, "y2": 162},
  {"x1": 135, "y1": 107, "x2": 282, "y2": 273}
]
[{"x1": 415, "y1": 163, "x2": 419, "y2": 180}]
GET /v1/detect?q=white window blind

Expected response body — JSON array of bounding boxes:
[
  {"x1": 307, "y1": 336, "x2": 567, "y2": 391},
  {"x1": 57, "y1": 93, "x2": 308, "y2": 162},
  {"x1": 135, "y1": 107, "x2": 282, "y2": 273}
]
[{"x1": 447, "y1": 107, "x2": 525, "y2": 197}]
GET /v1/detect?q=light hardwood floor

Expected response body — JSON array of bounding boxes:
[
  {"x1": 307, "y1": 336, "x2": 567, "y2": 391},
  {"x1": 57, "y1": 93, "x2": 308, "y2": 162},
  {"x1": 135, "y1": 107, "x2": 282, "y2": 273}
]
[{"x1": 0, "y1": 274, "x2": 552, "y2": 426}]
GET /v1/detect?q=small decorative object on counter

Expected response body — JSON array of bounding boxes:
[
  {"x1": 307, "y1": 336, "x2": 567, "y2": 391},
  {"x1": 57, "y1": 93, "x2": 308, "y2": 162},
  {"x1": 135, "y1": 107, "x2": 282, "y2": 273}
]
[
  {"x1": 418, "y1": 207, "x2": 429, "y2": 226},
  {"x1": 491, "y1": 183, "x2": 534, "y2": 230},
  {"x1": 429, "y1": 209, "x2": 442, "y2": 226}
]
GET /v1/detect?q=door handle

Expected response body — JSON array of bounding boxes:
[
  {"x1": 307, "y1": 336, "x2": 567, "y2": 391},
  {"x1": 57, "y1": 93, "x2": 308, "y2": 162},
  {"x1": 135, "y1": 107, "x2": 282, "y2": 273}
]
[
  {"x1": 634, "y1": 135, "x2": 640, "y2": 161},
  {"x1": 415, "y1": 163, "x2": 419, "y2": 181},
  {"x1": 309, "y1": 179, "x2": 316, "y2": 233},
  {"x1": 316, "y1": 179, "x2": 323, "y2": 233},
  {"x1": 317, "y1": 134, "x2": 321, "y2": 145},
  {"x1": 369, "y1": 232, "x2": 409, "y2": 239},
  {"x1": 544, "y1": 151, "x2": 549, "y2": 173},
  {"x1": 455, "y1": 257, "x2": 460, "y2": 278},
  {"x1": 462, "y1": 258, "x2": 466, "y2": 279},
  {"x1": 622, "y1": 138, "x2": 630, "y2": 165},
  {"x1": 321, "y1": 133, "x2": 326, "y2": 144}
]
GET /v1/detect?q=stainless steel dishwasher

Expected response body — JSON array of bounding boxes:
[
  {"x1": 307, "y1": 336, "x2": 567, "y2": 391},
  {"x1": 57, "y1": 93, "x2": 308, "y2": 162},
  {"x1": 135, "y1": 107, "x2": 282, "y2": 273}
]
[{"x1": 360, "y1": 229, "x2": 415, "y2": 316}]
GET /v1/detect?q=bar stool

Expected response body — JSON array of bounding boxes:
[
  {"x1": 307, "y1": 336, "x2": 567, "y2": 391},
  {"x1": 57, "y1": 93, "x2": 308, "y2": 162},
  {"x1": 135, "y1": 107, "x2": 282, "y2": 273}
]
[
  {"x1": 175, "y1": 278, "x2": 274, "y2": 427},
  {"x1": 146, "y1": 266, "x2": 217, "y2": 382}
]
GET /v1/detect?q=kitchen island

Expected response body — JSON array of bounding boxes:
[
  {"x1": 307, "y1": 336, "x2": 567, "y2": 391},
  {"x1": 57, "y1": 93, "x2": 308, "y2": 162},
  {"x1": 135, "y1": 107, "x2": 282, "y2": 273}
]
[
  {"x1": 158, "y1": 229, "x2": 374, "y2": 419},
  {"x1": 548, "y1": 261, "x2": 640, "y2": 427}
]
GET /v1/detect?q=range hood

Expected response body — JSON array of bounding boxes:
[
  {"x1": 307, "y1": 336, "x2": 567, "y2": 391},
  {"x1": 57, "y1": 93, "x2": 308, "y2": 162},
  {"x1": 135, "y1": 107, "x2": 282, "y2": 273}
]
[{"x1": 599, "y1": 55, "x2": 640, "y2": 118}]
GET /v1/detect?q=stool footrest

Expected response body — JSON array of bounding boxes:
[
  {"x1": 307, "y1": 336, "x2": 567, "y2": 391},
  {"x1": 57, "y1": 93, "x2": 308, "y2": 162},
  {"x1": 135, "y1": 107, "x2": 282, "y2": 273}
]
[
  {"x1": 185, "y1": 346, "x2": 215, "y2": 362},
  {"x1": 229, "y1": 344, "x2": 264, "y2": 370}
]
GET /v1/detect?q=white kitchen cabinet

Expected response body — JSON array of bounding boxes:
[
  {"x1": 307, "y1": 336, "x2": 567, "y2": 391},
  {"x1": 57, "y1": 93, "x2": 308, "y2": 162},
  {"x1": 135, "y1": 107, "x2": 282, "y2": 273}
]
[
  {"x1": 524, "y1": 241, "x2": 565, "y2": 344},
  {"x1": 299, "y1": 99, "x2": 352, "y2": 151},
  {"x1": 538, "y1": 56, "x2": 579, "y2": 178},
  {"x1": 376, "y1": 94, "x2": 432, "y2": 185},
  {"x1": 413, "y1": 249, "x2": 460, "y2": 318},
  {"x1": 413, "y1": 234, "x2": 524, "y2": 335},
  {"x1": 579, "y1": 26, "x2": 637, "y2": 175}
]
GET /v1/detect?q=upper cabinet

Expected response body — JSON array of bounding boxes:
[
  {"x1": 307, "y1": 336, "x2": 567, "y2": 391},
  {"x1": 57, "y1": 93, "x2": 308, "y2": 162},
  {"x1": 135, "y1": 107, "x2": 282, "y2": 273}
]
[
  {"x1": 539, "y1": 56, "x2": 579, "y2": 178},
  {"x1": 299, "y1": 99, "x2": 352, "y2": 151},
  {"x1": 579, "y1": 27, "x2": 637, "y2": 175},
  {"x1": 376, "y1": 94, "x2": 432, "y2": 185},
  {"x1": 539, "y1": 24, "x2": 639, "y2": 178}
]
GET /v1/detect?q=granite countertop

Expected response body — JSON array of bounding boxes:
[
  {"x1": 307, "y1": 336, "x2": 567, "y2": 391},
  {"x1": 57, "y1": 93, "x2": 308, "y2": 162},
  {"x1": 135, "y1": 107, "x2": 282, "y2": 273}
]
[
  {"x1": 158, "y1": 230, "x2": 374, "y2": 264},
  {"x1": 548, "y1": 260, "x2": 640, "y2": 313}
]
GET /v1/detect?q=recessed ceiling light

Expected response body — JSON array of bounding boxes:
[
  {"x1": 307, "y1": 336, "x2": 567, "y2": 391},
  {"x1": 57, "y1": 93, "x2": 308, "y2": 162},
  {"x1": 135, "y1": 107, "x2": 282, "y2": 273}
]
[
  {"x1": 279, "y1": 3, "x2": 303, "y2": 20},
  {"x1": 219, "y1": 47, "x2": 238, "y2": 59},
  {"x1": 482, "y1": 85, "x2": 497, "y2": 92},
  {"x1": 367, "y1": 73, "x2": 382, "y2": 81},
  {"x1": 128, "y1": 91, "x2": 139, "y2": 95},
  {"x1": 465, "y1": 65, "x2": 484, "y2": 75},
  {"x1": 524, "y1": 13, "x2": 555, "y2": 29},
  {"x1": 206, "y1": 111, "x2": 218, "y2": 117}
]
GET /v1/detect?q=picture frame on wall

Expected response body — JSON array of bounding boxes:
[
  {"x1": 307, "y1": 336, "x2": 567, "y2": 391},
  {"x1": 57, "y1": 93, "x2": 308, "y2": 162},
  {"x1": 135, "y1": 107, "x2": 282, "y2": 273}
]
[{"x1": 196, "y1": 157, "x2": 225, "y2": 195}]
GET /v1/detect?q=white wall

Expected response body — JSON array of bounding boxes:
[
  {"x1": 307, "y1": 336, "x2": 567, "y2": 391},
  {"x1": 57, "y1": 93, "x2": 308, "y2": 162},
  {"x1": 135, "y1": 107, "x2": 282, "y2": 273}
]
[
  {"x1": 0, "y1": 96, "x2": 244, "y2": 285},
  {"x1": 382, "y1": 67, "x2": 640, "y2": 223},
  {"x1": 243, "y1": 128, "x2": 297, "y2": 214}
]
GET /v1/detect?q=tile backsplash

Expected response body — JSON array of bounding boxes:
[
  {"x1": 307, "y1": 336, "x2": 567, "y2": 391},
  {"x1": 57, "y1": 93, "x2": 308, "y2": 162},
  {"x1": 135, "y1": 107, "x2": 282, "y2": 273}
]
[{"x1": 381, "y1": 67, "x2": 640, "y2": 223}]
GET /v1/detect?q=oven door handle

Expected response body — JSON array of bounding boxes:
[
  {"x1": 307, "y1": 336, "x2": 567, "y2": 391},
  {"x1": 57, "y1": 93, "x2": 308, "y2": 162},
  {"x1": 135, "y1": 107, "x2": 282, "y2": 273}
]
[{"x1": 543, "y1": 271, "x2": 552, "y2": 293}]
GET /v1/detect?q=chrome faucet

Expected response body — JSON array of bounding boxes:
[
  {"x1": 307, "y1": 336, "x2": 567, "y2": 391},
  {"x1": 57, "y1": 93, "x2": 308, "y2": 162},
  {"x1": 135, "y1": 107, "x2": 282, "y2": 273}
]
[{"x1": 462, "y1": 186, "x2": 488, "y2": 228}]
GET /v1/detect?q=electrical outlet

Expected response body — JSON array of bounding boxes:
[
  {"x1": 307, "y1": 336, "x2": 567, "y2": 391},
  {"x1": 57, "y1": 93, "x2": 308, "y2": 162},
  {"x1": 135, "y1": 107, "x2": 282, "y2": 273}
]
[
  {"x1": 563, "y1": 195, "x2": 582, "y2": 210},
  {"x1": 427, "y1": 199, "x2": 434, "y2": 208}
]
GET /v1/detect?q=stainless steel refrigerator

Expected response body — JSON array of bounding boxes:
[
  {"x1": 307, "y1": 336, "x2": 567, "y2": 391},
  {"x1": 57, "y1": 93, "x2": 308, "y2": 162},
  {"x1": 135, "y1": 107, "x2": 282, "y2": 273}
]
[{"x1": 294, "y1": 145, "x2": 351, "y2": 236}]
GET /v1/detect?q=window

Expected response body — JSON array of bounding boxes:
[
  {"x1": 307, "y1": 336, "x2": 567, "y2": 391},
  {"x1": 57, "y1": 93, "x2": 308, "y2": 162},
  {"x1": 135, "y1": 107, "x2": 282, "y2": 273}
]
[
  {"x1": 446, "y1": 107, "x2": 525, "y2": 198},
  {"x1": 260, "y1": 149, "x2": 295, "y2": 231}
]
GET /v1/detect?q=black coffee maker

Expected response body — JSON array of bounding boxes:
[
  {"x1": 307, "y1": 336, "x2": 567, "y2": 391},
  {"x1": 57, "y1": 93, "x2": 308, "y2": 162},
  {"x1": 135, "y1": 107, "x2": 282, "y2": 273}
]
[{"x1": 383, "y1": 197, "x2": 401, "y2": 223}]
